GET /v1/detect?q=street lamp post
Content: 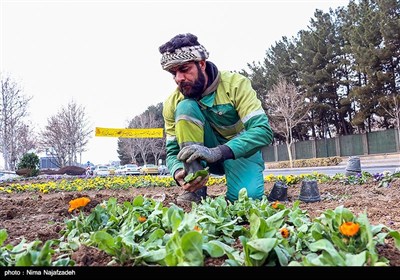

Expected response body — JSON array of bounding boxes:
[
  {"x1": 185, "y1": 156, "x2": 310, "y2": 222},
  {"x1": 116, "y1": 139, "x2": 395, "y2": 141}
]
[
  {"x1": 67, "y1": 142, "x2": 71, "y2": 166},
  {"x1": 324, "y1": 125, "x2": 328, "y2": 157}
]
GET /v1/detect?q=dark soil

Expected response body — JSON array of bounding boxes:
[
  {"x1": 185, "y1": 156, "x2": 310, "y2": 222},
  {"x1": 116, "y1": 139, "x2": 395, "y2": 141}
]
[{"x1": 1, "y1": 180, "x2": 400, "y2": 266}]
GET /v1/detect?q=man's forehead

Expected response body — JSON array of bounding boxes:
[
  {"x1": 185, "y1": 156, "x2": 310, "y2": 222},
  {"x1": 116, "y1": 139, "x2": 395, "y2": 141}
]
[{"x1": 169, "y1": 62, "x2": 195, "y2": 72}]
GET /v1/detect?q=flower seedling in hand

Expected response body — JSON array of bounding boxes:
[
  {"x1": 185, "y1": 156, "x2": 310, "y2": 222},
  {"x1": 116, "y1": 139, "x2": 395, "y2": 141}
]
[{"x1": 184, "y1": 167, "x2": 209, "y2": 183}]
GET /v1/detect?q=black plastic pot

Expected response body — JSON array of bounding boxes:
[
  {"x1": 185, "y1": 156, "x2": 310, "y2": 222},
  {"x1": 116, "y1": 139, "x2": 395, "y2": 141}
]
[
  {"x1": 345, "y1": 156, "x2": 362, "y2": 176},
  {"x1": 267, "y1": 181, "x2": 288, "y2": 201},
  {"x1": 299, "y1": 180, "x2": 320, "y2": 203}
]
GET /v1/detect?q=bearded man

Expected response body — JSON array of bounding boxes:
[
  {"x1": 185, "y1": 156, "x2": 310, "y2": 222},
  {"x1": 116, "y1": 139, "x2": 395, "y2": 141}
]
[{"x1": 159, "y1": 33, "x2": 273, "y2": 204}]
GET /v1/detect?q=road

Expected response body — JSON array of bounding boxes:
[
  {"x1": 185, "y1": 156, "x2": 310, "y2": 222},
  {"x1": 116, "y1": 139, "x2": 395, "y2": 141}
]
[
  {"x1": 263, "y1": 164, "x2": 399, "y2": 176},
  {"x1": 262, "y1": 154, "x2": 400, "y2": 176}
]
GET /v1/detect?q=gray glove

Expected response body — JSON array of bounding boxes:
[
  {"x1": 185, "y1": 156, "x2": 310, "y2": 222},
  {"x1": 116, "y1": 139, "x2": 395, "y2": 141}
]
[{"x1": 177, "y1": 144, "x2": 222, "y2": 164}]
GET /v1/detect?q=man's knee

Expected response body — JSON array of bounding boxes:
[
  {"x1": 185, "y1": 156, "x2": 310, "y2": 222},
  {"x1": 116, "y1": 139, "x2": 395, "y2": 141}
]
[
  {"x1": 176, "y1": 99, "x2": 201, "y2": 116},
  {"x1": 245, "y1": 187, "x2": 264, "y2": 200}
]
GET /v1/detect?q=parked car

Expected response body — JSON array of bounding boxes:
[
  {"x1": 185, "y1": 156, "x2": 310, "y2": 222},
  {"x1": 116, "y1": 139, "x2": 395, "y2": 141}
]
[
  {"x1": 108, "y1": 166, "x2": 116, "y2": 175},
  {"x1": 0, "y1": 171, "x2": 20, "y2": 182},
  {"x1": 114, "y1": 166, "x2": 125, "y2": 175},
  {"x1": 122, "y1": 164, "x2": 140, "y2": 175},
  {"x1": 93, "y1": 165, "x2": 110, "y2": 177},
  {"x1": 140, "y1": 164, "x2": 159, "y2": 175},
  {"x1": 158, "y1": 165, "x2": 169, "y2": 175}
]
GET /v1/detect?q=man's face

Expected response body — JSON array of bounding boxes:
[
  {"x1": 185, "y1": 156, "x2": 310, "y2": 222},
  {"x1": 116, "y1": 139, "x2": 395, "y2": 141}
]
[{"x1": 169, "y1": 62, "x2": 206, "y2": 99}]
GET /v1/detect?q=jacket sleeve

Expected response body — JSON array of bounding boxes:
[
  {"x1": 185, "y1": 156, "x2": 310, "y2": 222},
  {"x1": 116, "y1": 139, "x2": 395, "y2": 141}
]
[
  {"x1": 162, "y1": 96, "x2": 184, "y2": 178},
  {"x1": 224, "y1": 75, "x2": 273, "y2": 158}
]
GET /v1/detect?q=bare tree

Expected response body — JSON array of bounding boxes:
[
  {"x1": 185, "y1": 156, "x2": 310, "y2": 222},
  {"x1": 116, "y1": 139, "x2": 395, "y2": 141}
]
[
  {"x1": 119, "y1": 138, "x2": 141, "y2": 164},
  {"x1": 379, "y1": 93, "x2": 400, "y2": 145},
  {"x1": 265, "y1": 76, "x2": 310, "y2": 168},
  {"x1": 0, "y1": 75, "x2": 33, "y2": 170},
  {"x1": 118, "y1": 110, "x2": 165, "y2": 165},
  {"x1": 129, "y1": 114, "x2": 152, "y2": 164},
  {"x1": 13, "y1": 123, "x2": 37, "y2": 168},
  {"x1": 145, "y1": 111, "x2": 166, "y2": 165},
  {"x1": 39, "y1": 100, "x2": 92, "y2": 167}
]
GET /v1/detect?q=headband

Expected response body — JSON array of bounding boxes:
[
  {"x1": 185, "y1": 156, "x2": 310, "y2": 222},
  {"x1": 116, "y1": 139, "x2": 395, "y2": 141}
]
[{"x1": 160, "y1": 44, "x2": 209, "y2": 71}]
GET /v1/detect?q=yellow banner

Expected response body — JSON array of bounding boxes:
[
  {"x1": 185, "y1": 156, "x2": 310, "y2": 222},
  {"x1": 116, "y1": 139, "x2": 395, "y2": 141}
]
[{"x1": 95, "y1": 127, "x2": 163, "y2": 138}]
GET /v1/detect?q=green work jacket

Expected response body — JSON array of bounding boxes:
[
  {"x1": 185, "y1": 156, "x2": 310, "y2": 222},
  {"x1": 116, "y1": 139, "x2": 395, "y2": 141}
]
[{"x1": 163, "y1": 70, "x2": 273, "y2": 177}]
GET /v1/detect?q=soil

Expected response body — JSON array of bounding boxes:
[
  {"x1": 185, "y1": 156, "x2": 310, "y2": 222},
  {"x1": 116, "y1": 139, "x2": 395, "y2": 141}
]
[{"x1": 1, "y1": 179, "x2": 400, "y2": 267}]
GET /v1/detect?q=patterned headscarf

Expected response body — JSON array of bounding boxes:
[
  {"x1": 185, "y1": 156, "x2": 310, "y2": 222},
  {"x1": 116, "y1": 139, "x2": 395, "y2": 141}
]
[{"x1": 160, "y1": 44, "x2": 209, "y2": 71}]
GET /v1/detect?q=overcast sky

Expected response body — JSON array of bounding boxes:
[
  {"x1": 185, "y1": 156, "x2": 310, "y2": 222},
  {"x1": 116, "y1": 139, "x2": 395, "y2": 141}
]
[{"x1": 1, "y1": 0, "x2": 349, "y2": 166}]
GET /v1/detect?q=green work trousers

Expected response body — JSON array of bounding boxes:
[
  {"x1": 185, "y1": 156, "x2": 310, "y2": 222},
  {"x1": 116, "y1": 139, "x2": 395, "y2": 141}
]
[{"x1": 175, "y1": 99, "x2": 265, "y2": 202}]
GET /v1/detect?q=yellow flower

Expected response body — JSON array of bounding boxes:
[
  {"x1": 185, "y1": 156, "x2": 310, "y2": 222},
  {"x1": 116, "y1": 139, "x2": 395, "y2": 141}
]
[
  {"x1": 339, "y1": 221, "x2": 360, "y2": 237},
  {"x1": 280, "y1": 228, "x2": 290, "y2": 238},
  {"x1": 68, "y1": 197, "x2": 91, "y2": 213},
  {"x1": 138, "y1": 216, "x2": 147, "y2": 223}
]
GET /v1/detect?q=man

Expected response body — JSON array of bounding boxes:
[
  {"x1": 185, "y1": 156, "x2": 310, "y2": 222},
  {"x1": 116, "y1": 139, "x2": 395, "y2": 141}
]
[{"x1": 159, "y1": 33, "x2": 273, "y2": 204}]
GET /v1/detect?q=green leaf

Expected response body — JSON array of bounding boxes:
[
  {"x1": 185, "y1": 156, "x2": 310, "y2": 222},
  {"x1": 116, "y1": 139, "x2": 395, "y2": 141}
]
[
  {"x1": 388, "y1": 230, "x2": 400, "y2": 250},
  {"x1": 202, "y1": 240, "x2": 226, "y2": 258},
  {"x1": 142, "y1": 248, "x2": 167, "y2": 263},
  {"x1": 308, "y1": 239, "x2": 345, "y2": 265},
  {"x1": 344, "y1": 251, "x2": 367, "y2": 266},
  {"x1": 247, "y1": 238, "x2": 278, "y2": 254},
  {"x1": 91, "y1": 231, "x2": 118, "y2": 255},
  {"x1": 0, "y1": 229, "x2": 7, "y2": 246},
  {"x1": 180, "y1": 231, "x2": 204, "y2": 266},
  {"x1": 184, "y1": 169, "x2": 209, "y2": 183}
]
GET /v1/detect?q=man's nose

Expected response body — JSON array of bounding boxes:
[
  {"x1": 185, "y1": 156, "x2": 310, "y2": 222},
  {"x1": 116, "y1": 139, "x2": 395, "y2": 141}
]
[{"x1": 175, "y1": 71, "x2": 185, "y2": 82}]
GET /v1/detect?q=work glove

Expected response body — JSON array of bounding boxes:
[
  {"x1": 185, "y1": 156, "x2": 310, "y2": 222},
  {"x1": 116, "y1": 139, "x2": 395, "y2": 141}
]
[{"x1": 177, "y1": 144, "x2": 222, "y2": 164}]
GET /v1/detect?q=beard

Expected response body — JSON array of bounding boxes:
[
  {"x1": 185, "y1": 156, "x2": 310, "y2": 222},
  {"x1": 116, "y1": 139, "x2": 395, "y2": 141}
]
[{"x1": 178, "y1": 64, "x2": 206, "y2": 99}]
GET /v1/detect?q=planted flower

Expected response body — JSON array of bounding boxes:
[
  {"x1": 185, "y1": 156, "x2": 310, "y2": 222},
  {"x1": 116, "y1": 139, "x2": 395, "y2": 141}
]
[
  {"x1": 138, "y1": 216, "x2": 147, "y2": 223},
  {"x1": 68, "y1": 197, "x2": 91, "y2": 213},
  {"x1": 280, "y1": 228, "x2": 290, "y2": 238},
  {"x1": 193, "y1": 225, "x2": 201, "y2": 232},
  {"x1": 271, "y1": 201, "x2": 281, "y2": 209},
  {"x1": 339, "y1": 221, "x2": 360, "y2": 237}
]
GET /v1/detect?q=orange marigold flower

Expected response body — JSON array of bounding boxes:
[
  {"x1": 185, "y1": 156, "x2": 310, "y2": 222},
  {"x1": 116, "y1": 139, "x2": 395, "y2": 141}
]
[
  {"x1": 193, "y1": 225, "x2": 201, "y2": 232},
  {"x1": 68, "y1": 197, "x2": 90, "y2": 213},
  {"x1": 138, "y1": 216, "x2": 147, "y2": 223},
  {"x1": 272, "y1": 201, "x2": 280, "y2": 209},
  {"x1": 280, "y1": 228, "x2": 290, "y2": 238},
  {"x1": 339, "y1": 221, "x2": 360, "y2": 237}
]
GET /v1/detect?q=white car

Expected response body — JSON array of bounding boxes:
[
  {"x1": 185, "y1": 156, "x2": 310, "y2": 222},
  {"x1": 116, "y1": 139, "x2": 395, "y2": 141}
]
[
  {"x1": 0, "y1": 171, "x2": 20, "y2": 181},
  {"x1": 158, "y1": 165, "x2": 169, "y2": 175},
  {"x1": 93, "y1": 165, "x2": 110, "y2": 177},
  {"x1": 121, "y1": 164, "x2": 140, "y2": 175}
]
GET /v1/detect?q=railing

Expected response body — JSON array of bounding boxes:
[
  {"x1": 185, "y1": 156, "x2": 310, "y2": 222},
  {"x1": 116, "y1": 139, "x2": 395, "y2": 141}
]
[{"x1": 263, "y1": 128, "x2": 399, "y2": 162}]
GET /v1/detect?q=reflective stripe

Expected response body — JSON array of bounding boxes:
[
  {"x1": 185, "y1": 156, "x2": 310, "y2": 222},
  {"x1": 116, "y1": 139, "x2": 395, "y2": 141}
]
[
  {"x1": 242, "y1": 109, "x2": 265, "y2": 124},
  {"x1": 176, "y1": 114, "x2": 204, "y2": 128},
  {"x1": 211, "y1": 119, "x2": 242, "y2": 131},
  {"x1": 166, "y1": 135, "x2": 176, "y2": 142},
  {"x1": 180, "y1": 141, "x2": 202, "y2": 149}
]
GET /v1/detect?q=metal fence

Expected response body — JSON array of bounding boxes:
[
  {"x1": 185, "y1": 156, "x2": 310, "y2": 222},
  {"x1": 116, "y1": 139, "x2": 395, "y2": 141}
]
[{"x1": 262, "y1": 128, "x2": 399, "y2": 162}]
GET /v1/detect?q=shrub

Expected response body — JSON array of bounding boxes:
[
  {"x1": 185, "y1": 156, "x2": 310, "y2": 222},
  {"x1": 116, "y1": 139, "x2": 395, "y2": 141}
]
[
  {"x1": 266, "y1": 156, "x2": 342, "y2": 169},
  {"x1": 17, "y1": 152, "x2": 40, "y2": 177}
]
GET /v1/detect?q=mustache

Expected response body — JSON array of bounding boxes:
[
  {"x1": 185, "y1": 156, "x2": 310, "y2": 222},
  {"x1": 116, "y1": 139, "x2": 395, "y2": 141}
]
[{"x1": 179, "y1": 81, "x2": 193, "y2": 88}]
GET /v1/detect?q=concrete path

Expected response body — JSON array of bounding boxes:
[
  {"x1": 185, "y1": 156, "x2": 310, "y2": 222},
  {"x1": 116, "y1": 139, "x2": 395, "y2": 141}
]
[{"x1": 338, "y1": 153, "x2": 400, "y2": 167}]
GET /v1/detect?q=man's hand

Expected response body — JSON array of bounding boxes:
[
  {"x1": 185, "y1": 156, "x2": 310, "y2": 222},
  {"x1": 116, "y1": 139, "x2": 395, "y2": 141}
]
[
  {"x1": 177, "y1": 144, "x2": 222, "y2": 163},
  {"x1": 174, "y1": 168, "x2": 209, "y2": 192}
]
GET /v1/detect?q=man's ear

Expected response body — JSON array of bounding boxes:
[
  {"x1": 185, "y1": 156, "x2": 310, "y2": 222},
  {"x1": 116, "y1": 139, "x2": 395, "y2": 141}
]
[{"x1": 199, "y1": 60, "x2": 206, "y2": 70}]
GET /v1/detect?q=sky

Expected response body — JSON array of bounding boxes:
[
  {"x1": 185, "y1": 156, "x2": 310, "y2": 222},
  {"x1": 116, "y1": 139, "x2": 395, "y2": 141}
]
[{"x1": 1, "y1": 0, "x2": 350, "y2": 166}]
